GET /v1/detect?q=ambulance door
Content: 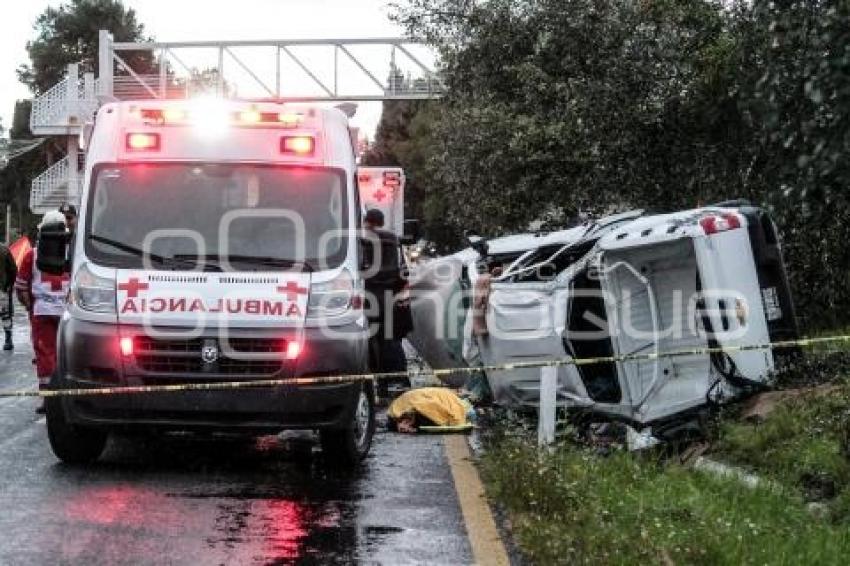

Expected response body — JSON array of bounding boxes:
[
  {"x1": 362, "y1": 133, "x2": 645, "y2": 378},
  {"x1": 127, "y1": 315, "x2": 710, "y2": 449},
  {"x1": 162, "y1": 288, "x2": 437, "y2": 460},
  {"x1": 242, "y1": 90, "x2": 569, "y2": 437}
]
[{"x1": 357, "y1": 167, "x2": 405, "y2": 236}]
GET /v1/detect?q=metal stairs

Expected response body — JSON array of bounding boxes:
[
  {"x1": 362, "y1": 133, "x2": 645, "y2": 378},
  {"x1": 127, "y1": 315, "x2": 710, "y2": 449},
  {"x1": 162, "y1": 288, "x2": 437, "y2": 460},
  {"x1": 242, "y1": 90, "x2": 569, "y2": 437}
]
[{"x1": 29, "y1": 155, "x2": 81, "y2": 214}]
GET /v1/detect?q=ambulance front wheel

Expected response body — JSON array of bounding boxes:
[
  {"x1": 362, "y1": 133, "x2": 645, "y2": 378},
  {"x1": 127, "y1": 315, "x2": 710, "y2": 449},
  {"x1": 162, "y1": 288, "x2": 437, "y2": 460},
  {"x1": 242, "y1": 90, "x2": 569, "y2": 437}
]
[
  {"x1": 320, "y1": 382, "x2": 375, "y2": 467},
  {"x1": 46, "y1": 395, "x2": 108, "y2": 465}
]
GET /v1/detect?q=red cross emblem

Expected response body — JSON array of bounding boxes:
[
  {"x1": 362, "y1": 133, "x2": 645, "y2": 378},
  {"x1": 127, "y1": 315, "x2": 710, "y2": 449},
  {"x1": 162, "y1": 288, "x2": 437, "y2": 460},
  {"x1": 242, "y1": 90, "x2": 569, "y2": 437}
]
[
  {"x1": 43, "y1": 274, "x2": 66, "y2": 292},
  {"x1": 277, "y1": 281, "x2": 308, "y2": 301},
  {"x1": 118, "y1": 277, "x2": 149, "y2": 298},
  {"x1": 373, "y1": 189, "x2": 387, "y2": 202}
]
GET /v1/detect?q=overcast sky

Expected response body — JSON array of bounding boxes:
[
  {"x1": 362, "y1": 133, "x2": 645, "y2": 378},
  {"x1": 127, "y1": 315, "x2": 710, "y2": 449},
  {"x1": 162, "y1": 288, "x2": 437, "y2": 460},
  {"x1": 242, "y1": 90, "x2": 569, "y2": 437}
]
[{"x1": 0, "y1": 0, "x2": 415, "y2": 138}]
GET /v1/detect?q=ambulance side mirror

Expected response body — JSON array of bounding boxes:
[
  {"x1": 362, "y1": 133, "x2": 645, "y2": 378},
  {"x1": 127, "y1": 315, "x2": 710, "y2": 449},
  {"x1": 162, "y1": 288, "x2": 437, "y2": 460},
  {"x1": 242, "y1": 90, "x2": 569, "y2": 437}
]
[{"x1": 401, "y1": 219, "x2": 420, "y2": 245}]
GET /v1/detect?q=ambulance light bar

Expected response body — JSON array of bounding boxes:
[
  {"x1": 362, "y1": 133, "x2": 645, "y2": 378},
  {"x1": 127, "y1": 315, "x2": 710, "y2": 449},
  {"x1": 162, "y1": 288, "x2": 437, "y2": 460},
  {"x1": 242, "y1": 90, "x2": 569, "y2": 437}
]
[
  {"x1": 126, "y1": 133, "x2": 160, "y2": 151},
  {"x1": 138, "y1": 106, "x2": 303, "y2": 128},
  {"x1": 281, "y1": 136, "x2": 315, "y2": 156}
]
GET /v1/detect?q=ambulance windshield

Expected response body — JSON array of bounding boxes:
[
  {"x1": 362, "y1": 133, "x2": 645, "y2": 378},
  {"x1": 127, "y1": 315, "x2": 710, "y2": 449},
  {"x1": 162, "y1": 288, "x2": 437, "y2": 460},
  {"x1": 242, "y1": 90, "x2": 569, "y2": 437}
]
[{"x1": 85, "y1": 164, "x2": 348, "y2": 271}]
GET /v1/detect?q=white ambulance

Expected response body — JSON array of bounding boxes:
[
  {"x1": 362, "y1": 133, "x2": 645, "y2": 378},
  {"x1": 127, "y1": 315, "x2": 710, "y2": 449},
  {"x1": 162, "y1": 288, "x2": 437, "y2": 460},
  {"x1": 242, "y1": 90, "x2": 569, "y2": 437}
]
[
  {"x1": 357, "y1": 166, "x2": 405, "y2": 235},
  {"x1": 45, "y1": 100, "x2": 382, "y2": 465}
]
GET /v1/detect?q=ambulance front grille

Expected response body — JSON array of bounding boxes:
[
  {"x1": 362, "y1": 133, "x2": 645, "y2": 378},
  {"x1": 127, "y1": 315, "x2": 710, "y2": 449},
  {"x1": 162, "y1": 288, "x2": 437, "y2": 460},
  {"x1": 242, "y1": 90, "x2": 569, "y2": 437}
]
[{"x1": 133, "y1": 336, "x2": 286, "y2": 377}]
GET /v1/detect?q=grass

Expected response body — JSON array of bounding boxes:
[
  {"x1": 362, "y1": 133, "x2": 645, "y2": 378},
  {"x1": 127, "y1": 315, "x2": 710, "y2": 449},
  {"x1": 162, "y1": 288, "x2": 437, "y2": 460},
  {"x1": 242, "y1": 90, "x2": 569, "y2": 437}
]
[
  {"x1": 480, "y1": 437, "x2": 850, "y2": 565},
  {"x1": 713, "y1": 381, "x2": 850, "y2": 514},
  {"x1": 477, "y1": 355, "x2": 850, "y2": 564}
]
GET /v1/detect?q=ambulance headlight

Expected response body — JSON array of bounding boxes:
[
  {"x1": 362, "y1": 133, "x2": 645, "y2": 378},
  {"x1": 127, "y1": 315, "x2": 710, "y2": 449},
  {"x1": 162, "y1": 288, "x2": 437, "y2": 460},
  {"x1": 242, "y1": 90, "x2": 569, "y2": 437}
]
[
  {"x1": 71, "y1": 262, "x2": 116, "y2": 313},
  {"x1": 307, "y1": 269, "x2": 361, "y2": 318}
]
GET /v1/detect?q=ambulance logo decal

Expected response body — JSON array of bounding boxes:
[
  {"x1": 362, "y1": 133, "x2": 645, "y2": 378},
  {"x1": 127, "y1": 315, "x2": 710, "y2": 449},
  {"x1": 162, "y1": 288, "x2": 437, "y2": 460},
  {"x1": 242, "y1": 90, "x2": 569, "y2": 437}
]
[
  {"x1": 201, "y1": 340, "x2": 219, "y2": 364},
  {"x1": 118, "y1": 277, "x2": 149, "y2": 298},
  {"x1": 116, "y1": 273, "x2": 309, "y2": 320}
]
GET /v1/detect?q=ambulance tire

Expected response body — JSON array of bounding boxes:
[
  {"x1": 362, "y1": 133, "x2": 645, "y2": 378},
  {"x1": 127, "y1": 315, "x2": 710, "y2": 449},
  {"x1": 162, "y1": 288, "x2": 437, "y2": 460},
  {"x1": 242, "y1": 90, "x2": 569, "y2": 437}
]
[
  {"x1": 46, "y1": 395, "x2": 108, "y2": 465},
  {"x1": 320, "y1": 382, "x2": 375, "y2": 468}
]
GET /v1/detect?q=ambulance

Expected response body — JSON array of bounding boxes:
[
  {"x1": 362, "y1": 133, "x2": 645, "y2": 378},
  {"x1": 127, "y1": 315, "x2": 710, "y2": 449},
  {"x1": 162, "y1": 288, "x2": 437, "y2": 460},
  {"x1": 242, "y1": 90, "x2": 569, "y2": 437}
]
[
  {"x1": 45, "y1": 99, "x2": 390, "y2": 465},
  {"x1": 357, "y1": 166, "x2": 405, "y2": 235}
]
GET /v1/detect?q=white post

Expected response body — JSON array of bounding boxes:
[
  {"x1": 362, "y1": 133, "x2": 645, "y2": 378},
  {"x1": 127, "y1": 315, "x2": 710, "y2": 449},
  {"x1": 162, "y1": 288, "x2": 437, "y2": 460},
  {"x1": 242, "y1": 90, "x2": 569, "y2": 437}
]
[
  {"x1": 217, "y1": 46, "x2": 224, "y2": 97},
  {"x1": 159, "y1": 47, "x2": 167, "y2": 98},
  {"x1": 275, "y1": 46, "x2": 281, "y2": 98},
  {"x1": 538, "y1": 365, "x2": 557, "y2": 446},
  {"x1": 66, "y1": 63, "x2": 79, "y2": 122},
  {"x1": 98, "y1": 30, "x2": 113, "y2": 97},
  {"x1": 83, "y1": 73, "x2": 95, "y2": 100},
  {"x1": 67, "y1": 136, "x2": 79, "y2": 204},
  {"x1": 5, "y1": 205, "x2": 11, "y2": 244}
]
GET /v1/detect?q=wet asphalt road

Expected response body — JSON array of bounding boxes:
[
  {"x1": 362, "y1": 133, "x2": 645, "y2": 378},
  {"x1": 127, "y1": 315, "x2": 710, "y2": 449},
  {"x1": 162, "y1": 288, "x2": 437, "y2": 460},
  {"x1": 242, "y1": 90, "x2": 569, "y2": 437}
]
[{"x1": 0, "y1": 312, "x2": 474, "y2": 565}]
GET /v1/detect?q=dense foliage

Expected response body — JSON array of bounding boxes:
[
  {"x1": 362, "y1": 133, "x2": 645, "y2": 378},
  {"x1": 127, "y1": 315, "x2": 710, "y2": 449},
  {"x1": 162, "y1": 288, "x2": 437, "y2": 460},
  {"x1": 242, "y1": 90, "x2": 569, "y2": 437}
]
[
  {"x1": 3, "y1": 0, "x2": 152, "y2": 240},
  {"x1": 16, "y1": 0, "x2": 152, "y2": 94},
  {"x1": 372, "y1": 0, "x2": 850, "y2": 329}
]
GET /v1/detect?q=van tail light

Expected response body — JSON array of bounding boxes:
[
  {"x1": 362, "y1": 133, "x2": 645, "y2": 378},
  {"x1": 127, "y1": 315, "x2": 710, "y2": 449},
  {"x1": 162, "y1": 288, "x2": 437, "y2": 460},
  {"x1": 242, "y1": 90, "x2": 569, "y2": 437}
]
[
  {"x1": 700, "y1": 213, "x2": 741, "y2": 235},
  {"x1": 126, "y1": 133, "x2": 160, "y2": 151},
  {"x1": 281, "y1": 136, "x2": 314, "y2": 156}
]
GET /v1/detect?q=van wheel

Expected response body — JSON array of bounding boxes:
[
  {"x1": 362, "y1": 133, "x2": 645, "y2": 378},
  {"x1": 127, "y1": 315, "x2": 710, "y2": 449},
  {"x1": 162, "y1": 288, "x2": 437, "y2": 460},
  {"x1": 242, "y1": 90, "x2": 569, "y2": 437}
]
[
  {"x1": 320, "y1": 384, "x2": 375, "y2": 467},
  {"x1": 46, "y1": 397, "x2": 108, "y2": 464}
]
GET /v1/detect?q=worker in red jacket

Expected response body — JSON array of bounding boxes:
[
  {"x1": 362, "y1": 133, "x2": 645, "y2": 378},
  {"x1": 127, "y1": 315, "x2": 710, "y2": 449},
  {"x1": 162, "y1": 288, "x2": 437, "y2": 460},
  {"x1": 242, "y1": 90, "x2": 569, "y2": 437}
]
[{"x1": 15, "y1": 211, "x2": 71, "y2": 413}]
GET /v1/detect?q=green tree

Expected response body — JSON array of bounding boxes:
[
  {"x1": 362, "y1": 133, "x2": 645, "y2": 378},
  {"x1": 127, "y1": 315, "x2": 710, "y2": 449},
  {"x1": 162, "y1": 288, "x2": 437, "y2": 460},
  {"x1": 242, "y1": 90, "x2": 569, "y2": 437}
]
[
  {"x1": 361, "y1": 68, "x2": 451, "y2": 246},
  {"x1": 391, "y1": 0, "x2": 850, "y2": 328},
  {"x1": 394, "y1": 0, "x2": 742, "y2": 235},
  {"x1": 17, "y1": 0, "x2": 152, "y2": 94},
  {"x1": 731, "y1": 0, "x2": 850, "y2": 328}
]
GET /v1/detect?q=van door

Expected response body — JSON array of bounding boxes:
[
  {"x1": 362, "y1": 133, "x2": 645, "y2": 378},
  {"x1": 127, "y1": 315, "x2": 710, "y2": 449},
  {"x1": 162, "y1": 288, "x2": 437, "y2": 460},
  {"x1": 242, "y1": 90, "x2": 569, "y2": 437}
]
[
  {"x1": 601, "y1": 238, "x2": 712, "y2": 423},
  {"x1": 357, "y1": 167, "x2": 405, "y2": 236}
]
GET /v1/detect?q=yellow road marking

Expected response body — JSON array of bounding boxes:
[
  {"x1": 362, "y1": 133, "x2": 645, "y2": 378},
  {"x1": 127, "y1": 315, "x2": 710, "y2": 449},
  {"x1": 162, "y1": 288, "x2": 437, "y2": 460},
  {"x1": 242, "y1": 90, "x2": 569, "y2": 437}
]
[{"x1": 444, "y1": 435, "x2": 510, "y2": 566}]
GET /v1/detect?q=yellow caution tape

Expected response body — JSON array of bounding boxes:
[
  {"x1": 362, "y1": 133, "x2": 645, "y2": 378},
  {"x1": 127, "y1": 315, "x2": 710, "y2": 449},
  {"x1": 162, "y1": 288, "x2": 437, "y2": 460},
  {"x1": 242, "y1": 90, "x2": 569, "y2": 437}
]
[{"x1": 1, "y1": 333, "x2": 848, "y2": 399}]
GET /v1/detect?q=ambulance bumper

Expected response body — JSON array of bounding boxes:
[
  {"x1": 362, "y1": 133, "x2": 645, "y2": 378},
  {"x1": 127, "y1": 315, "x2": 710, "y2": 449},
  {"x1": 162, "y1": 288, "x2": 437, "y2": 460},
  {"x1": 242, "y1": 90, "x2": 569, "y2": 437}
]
[{"x1": 55, "y1": 318, "x2": 369, "y2": 431}]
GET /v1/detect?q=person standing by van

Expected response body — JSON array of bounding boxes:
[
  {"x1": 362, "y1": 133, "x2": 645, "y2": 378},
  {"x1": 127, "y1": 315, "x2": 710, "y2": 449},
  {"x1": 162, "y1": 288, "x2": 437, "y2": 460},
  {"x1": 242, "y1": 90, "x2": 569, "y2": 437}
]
[
  {"x1": 15, "y1": 211, "x2": 71, "y2": 412},
  {"x1": 0, "y1": 241, "x2": 16, "y2": 351},
  {"x1": 58, "y1": 203, "x2": 77, "y2": 235},
  {"x1": 363, "y1": 209, "x2": 411, "y2": 397}
]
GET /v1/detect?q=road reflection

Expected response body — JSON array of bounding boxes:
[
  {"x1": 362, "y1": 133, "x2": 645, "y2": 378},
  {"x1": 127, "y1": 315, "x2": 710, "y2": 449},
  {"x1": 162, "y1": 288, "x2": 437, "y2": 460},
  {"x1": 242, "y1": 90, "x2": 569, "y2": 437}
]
[{"x1": 48, "y1": 432, "x2": 366, "y2": 565}]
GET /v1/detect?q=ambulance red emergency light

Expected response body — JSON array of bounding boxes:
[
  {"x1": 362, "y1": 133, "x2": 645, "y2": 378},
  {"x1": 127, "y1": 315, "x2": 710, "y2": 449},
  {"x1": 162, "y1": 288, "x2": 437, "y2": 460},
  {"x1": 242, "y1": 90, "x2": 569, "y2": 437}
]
[{"x1": 45, "y1": 99, "x2": 382, "y2": 466}]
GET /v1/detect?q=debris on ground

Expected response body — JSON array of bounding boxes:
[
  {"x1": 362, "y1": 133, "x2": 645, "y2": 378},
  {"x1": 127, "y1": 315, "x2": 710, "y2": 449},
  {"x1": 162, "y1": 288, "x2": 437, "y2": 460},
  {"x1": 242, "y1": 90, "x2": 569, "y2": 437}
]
[{"x1": 739, "y1": 384, "x2": 840, "y2": 421}]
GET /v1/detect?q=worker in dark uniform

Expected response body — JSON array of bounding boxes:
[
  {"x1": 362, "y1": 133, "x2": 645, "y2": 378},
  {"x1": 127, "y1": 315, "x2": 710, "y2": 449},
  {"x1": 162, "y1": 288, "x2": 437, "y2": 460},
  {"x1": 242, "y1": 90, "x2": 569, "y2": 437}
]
[
  {"x1": 58, "y1": 203, "x2": 77, "y2": 235},
  {"x1": 363, "y1": 209, "x2": 411, "y2": 397},
  {"x1": 0, "y1": 241, "x2": 17, "y2": 351}
]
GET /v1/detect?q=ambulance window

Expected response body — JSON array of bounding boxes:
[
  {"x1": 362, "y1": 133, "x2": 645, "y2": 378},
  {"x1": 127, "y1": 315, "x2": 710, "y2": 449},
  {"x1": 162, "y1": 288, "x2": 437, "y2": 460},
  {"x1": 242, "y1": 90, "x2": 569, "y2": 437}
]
[{"x1": 85, "y1": 163, "x2": 349, "y2": 270}]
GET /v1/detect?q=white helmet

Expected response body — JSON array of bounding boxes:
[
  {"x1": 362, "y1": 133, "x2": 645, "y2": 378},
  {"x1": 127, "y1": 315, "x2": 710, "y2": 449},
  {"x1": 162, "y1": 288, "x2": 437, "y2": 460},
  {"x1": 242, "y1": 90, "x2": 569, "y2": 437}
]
[{"x1": 38, "y1": 210, "x2": 66, "y2": 230}]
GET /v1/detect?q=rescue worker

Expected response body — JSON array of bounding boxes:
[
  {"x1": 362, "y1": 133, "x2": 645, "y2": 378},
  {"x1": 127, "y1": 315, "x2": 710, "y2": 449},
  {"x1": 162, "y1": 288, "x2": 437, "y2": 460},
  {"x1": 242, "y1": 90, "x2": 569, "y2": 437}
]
[
  {"x1": 363, "y1": 209, "x2": 411, "y2": 398},
  {"x1": 58, "y1": 203, "x2": 77, "y2": 235},
  {"x1": 59, "y1": 203, "x2": 77, "y2": 271},
  {"x1": 0, "y1": 241, "x2": 17, "y2": 351},
  {"x1": 16, "y1": 211, "x2": 71, "y2": 413}
]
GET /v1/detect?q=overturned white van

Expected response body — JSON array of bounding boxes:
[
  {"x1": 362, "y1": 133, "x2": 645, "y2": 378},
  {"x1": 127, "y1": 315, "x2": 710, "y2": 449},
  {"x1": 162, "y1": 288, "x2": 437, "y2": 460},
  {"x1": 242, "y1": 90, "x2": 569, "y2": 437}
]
[{"x1": 409, "y1": 203, "x2": 798, "y2": 430}]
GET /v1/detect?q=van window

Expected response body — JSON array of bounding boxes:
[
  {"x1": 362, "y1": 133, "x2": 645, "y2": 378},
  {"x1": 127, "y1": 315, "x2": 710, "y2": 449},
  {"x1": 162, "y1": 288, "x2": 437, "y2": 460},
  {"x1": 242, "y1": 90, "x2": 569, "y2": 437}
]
[
  {"x1": 85, "y1": 164, "x2": 348, "y2": 270},
  {"x1": 564, "y1": 270, "x2": 622, "y2": 403}
]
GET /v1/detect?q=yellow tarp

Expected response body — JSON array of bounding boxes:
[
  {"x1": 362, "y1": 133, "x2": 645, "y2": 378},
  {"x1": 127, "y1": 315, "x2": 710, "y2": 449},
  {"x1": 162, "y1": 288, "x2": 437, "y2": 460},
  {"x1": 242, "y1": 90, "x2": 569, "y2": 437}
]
[{"x1": 388, "y1": 387, "x2": 470, "y2": 427}]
